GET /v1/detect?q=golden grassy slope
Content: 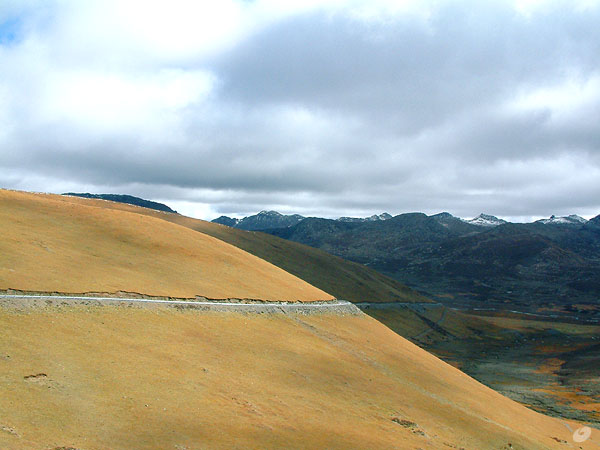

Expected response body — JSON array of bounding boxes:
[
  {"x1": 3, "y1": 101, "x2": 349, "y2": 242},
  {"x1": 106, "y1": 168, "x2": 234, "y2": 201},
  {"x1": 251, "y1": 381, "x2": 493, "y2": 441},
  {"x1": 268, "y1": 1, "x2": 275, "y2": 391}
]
[
  {"x1": 0, "y1": 306, "x2": 594, "y2": 450},
  {"x1": 55, "y1": 193, "x2": 427, "y2": 303},
  {"x1": 0, "y1": 189, "x2": 332, "y2": 301}
]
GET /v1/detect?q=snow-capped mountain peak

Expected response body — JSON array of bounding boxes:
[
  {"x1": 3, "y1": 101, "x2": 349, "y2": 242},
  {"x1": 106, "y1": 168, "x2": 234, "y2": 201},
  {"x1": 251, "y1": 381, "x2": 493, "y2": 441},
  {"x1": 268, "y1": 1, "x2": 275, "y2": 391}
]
[
  {"x1": 337, "y1": 213, "x2": 392, "y2": 223},
  {"x1": 258, "y1": 210, "x2": 283, "y2": 217},
  {"x1": 464, "y1": 213, "x2": 507, "y2": 227},
  {"x1": 537, "y1": 215, "x2": 587, "y2": 225},
  {"x1": 367, "y1": 212, "x2": 393, "y2": 221}
]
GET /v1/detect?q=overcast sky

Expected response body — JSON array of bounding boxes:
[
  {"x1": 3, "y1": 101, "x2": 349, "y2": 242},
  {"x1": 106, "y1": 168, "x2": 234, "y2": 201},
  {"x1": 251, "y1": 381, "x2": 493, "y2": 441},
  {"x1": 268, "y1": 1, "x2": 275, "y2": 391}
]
[{"x1": 1, "y1": 0, "x2": 599, "y2": 221}]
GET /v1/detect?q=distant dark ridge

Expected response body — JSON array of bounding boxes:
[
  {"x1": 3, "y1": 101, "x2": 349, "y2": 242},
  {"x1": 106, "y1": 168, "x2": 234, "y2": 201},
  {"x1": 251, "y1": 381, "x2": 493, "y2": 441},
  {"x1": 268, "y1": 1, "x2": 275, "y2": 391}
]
[
  {"x1": 212, "y1": 216, "x2": 240, "y2": 227},
  {"x1": 63, "y1": 193, "x2": 177, "y2": 214},
  {"x1": 261, "y1": 210, "x2": 600, "y2": 317},
  {"x1": 212, "y1": 210, "x2": 393, "y2": 231},
  {"x1": 213, "y1": 210, "x2": 305, "y2": 231}
]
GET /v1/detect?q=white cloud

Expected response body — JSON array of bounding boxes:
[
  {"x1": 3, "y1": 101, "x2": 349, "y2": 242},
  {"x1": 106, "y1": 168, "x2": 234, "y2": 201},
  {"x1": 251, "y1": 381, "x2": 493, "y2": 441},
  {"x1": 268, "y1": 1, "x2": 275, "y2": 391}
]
[
  {"x1": 39, "y1": 68, "x2": 215, "y2": 135},
  {"x1": 159, "y1": 199, "x2": 217, "y2": 219},
  {"x1": 514, "y1": 0, "x2": 600, "y2": 16},
  {"x1": 43, "y1": 0, "x2": 246, "y2": 64},
  {"x1": 1, "y1": 0, "x2": 599, "y2": 220},
  {"x1": 508, "y1": 75, "x2": 600, "y2": 122}
]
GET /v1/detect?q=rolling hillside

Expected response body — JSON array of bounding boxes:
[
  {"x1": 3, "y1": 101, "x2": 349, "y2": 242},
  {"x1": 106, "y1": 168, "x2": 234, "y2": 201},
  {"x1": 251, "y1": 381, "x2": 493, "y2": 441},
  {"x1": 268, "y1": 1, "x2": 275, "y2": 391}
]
[
  {"x1": 1, "y1": 188, "x2": 597, "y2": 449},
  {"x1": 0, "y1": 189, "x2": 332, "y2": 301},
  {"x1": 55, "y1": 192, "x2": 427, "y2": 303},
  {"x1": 1, "y1": 307, "x2": 593, "y2": 450}
]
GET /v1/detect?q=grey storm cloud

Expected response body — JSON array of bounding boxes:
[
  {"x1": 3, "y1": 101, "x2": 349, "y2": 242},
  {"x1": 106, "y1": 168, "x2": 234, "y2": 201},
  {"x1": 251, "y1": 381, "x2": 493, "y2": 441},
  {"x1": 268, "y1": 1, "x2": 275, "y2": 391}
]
[
  {"x1": 0, "y1": 0, "x2": 599, "y2": 220},
  {"x1": 217, "y1": 4, "x2": 600, "y2": 124}
]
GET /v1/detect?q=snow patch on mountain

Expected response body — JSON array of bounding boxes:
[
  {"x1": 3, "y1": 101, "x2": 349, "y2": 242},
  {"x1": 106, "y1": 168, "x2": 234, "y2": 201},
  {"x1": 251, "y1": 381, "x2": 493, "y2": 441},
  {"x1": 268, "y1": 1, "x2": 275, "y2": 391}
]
[
  {"x1": 464, "y1": 213, "x2": 507, "y2": 227},
  {"x1": 338, "y1": 213, "x2": 392, "y2": 223},
  {"x1": 536, "y1": 215, "x2": 588, "y2": 225}
]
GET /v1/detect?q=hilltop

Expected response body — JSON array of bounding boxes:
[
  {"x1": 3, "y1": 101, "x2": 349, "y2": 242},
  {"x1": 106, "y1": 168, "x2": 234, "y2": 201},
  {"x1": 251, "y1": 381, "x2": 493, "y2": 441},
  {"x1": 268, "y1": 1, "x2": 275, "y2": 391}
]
[
  {"x1": 50, "y1": 192, "x2": 426, "y2": 304},
  {"x1": 63, "y1": 193, "x2": 177, "y2": 213},
  {"x1": 0, "y1": 189, "x2": 331, "y2": 301}
]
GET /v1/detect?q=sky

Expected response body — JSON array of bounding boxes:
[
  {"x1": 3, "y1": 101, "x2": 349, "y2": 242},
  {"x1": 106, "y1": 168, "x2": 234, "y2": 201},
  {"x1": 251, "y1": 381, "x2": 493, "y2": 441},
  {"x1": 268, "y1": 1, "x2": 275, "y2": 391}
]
[{"x1": 0, "y1": 0, "x2": 599, "y2": 222}]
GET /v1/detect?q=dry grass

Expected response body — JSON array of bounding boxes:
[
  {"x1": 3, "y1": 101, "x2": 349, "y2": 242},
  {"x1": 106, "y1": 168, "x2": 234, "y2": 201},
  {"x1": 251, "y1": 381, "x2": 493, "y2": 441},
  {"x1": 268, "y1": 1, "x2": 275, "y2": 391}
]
[
  {"x1": 0, "y1": 189, "x2": 332, "y2": 301},
  {"x1": 477, "y1": 315, "x2": 600, "y2": 335},
  {"x1": 55, "y1": 192, "x2": 427, "y2": 303},
  {"x1": 0, "y1": 306, "x2": 593, "y2": 450},
  {"x1": 1, "y1": 189, "x2": 595, "y2": 449}
]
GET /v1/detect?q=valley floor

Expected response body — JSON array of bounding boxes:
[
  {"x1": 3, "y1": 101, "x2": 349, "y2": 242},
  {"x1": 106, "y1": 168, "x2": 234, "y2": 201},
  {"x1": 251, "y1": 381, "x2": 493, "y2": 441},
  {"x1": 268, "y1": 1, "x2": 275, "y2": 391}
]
[{"x1": 362, "y1": 304, "x2": 600, "y2": 427}]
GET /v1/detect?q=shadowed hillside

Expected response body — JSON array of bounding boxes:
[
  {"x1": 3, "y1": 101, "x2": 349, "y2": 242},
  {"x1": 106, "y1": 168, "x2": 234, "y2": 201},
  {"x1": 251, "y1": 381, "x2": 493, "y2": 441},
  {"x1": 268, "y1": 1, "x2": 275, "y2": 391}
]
[
  {"x1": 166, "y1": 216, "x2": 427, "y2": 304},
  {"x1": 265, "y1": 212, "x2": 600, "y2": 318}
]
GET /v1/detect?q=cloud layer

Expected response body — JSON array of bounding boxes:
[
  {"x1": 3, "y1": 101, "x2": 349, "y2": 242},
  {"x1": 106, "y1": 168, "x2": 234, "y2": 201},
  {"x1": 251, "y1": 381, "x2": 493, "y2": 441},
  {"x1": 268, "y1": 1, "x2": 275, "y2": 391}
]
[{"x1": 1, "y1": 0, "x2": 599, "y2": 221}]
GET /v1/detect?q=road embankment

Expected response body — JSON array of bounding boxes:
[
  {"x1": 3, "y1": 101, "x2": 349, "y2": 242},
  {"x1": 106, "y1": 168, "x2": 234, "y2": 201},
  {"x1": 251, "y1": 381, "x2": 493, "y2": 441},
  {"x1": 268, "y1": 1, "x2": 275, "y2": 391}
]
[{"x1": 0, "y1": 294, "x2": 361, "y2": 315}]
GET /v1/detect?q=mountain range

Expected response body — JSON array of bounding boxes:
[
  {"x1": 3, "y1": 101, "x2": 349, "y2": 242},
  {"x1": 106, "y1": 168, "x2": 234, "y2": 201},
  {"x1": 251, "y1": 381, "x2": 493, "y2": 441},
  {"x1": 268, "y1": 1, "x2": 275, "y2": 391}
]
[
  {"x1": 214, "y1": 210, "x2": 600, "y2": 319},
  {"x1": 212, "y1": 210, "x2": 394, "y2": 231},
  {"x1": 214, "y1": 210, "x2": 591, "y2": 230}
]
